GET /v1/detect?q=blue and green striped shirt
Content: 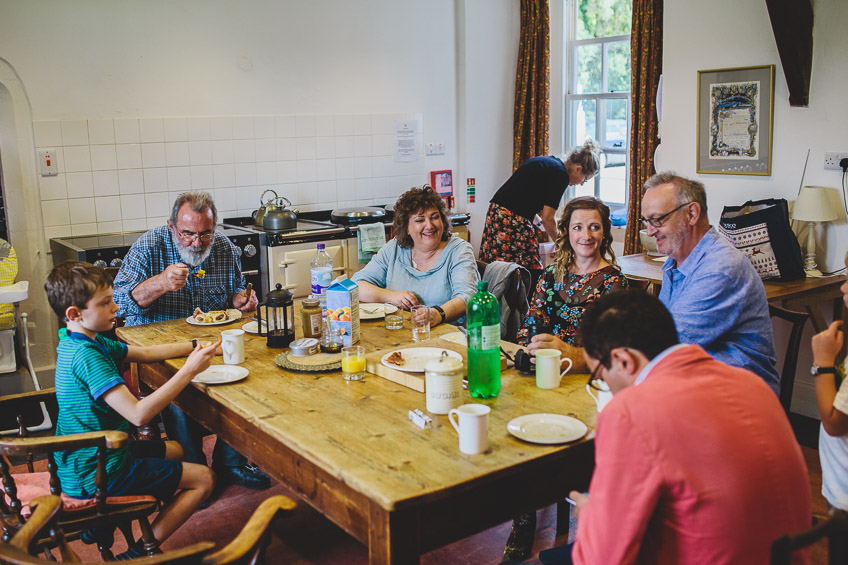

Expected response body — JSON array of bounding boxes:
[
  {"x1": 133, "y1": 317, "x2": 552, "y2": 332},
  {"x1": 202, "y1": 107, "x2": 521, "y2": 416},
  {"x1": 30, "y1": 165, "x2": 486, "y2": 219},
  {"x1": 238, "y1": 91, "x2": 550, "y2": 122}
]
[{"x1": 54, "y1": 329, "x2": 130, "y2": 498}]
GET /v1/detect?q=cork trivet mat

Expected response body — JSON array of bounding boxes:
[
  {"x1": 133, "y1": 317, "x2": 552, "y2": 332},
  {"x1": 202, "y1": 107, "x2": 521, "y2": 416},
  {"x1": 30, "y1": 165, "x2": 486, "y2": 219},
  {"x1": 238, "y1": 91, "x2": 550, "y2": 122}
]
[{"x1": 275, "y1": 351, "x2": 342, "y2": 372}]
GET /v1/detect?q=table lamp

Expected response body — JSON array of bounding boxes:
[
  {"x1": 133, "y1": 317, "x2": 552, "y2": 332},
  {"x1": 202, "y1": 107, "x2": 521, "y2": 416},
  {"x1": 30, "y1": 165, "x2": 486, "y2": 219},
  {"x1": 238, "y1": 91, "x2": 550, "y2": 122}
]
[{"x1": 792, "y1": 185, "x2": 837, "y2": 277}]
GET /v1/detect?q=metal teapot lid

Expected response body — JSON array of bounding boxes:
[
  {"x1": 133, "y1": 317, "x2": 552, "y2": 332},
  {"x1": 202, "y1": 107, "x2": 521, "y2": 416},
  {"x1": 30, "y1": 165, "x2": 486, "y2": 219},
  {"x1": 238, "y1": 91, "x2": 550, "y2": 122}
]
[{"x1": 425, "y1": 350, "x2": 464, "y2": 374}]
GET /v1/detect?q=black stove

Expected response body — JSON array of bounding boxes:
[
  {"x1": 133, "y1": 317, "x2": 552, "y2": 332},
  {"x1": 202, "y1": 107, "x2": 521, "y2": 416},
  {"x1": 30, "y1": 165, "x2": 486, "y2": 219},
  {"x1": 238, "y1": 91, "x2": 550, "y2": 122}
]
[
  {"x1": 222, "y1": 217, "x2": 349, "y2": 246},
  {"x1": 49, "y1": 225, "x2": 264, "y2": 299}
]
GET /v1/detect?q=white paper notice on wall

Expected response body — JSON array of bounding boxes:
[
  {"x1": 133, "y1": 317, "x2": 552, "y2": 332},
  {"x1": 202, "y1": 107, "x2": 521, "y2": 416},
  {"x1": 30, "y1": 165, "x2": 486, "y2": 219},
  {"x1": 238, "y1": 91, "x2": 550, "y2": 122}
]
[{"x1": 394, "y1": 121, "x2": 418, "y2": 163}]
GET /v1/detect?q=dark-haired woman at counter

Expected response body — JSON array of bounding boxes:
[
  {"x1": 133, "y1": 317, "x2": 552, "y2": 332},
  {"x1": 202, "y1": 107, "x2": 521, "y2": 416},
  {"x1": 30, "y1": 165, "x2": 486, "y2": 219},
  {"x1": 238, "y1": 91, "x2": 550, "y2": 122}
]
[{"x1": 352, "y1": 186, "x2": 478, "y2": 327}]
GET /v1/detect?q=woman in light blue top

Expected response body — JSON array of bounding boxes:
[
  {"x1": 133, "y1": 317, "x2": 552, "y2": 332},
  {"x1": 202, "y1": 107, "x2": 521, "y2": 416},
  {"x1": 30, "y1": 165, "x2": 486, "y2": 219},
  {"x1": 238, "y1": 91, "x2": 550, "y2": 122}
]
[{"x1": 352, "y1": 186, "x2": 478, "y2": 327}]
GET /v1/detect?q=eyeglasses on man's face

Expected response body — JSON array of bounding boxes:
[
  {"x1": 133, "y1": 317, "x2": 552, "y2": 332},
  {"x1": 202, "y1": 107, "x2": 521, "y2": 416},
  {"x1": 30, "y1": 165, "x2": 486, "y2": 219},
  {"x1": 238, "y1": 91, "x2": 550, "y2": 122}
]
[
  {"x1": 587, "y1": 355, "x2": 609, "y2": 391},
  {"x1": 638, "y1": 202, "x2": 692, "y2": 229},
  {"x1": 177, "y1": 230, "x2": 214, "y2": 243}
]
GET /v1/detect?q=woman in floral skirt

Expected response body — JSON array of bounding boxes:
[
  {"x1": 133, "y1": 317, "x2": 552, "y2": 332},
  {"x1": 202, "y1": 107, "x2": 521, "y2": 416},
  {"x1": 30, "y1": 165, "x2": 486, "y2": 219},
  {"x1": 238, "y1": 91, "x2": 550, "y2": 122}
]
[{"x1": 479, "y1": 139, "x2": 601, "y2": 273}]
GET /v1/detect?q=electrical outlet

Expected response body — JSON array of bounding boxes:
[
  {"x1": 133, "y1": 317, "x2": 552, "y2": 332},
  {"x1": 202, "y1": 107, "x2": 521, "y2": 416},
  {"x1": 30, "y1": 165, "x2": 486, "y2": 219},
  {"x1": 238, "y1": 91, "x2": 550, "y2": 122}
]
[{"x1": 824, "y1": 152, "x2": 848, "y2": 170}]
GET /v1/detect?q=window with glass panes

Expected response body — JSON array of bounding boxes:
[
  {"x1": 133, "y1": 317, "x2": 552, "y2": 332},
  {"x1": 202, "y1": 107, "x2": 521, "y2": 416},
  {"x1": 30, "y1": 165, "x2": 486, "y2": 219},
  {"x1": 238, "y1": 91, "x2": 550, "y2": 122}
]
[{"x1": 565, "y1": 0, "x2": 631, "y2": 205}]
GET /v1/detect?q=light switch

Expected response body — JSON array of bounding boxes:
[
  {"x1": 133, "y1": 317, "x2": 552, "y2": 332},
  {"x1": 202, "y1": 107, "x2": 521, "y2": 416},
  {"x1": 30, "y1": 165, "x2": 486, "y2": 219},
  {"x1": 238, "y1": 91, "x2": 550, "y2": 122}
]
[{"x1": 39, "y1": 150, "x2": 58, "y2": 176}]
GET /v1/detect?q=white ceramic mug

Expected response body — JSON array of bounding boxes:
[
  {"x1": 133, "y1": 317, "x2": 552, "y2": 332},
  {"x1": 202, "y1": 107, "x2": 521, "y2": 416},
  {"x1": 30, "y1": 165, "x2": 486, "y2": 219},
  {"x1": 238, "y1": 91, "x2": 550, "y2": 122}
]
[
  {"x1": 221, "y1": 329, "x2": 246, "y2": 365},
  {"x1": 448, "y1": 403, "x2": 490, "y2": 454},
  {"x1": 586, "y1": 380, "x2": 613, "y2": 412},
  {"x1": 534, "y1": 349, "x2": 573, "y2": 389}
]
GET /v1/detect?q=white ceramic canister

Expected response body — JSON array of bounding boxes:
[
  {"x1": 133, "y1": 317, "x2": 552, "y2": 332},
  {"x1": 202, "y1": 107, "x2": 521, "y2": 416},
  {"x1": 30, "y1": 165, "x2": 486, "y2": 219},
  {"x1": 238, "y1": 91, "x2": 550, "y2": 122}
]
[{"x1": 424, "y1": 351, "x2": 465, "y2": 414}]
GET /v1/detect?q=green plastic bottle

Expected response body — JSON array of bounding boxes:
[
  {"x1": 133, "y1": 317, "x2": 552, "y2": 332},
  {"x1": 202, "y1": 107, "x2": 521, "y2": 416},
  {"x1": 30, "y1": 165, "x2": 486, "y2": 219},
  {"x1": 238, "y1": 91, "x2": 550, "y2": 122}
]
[{"x1": 466, "y1": 280, "x2": 501, "y2": 398}]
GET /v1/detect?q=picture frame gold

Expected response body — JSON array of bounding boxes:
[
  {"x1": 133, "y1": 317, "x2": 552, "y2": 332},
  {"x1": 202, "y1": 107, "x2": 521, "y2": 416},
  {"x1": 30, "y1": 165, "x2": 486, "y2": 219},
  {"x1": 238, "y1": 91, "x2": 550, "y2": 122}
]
[{"x1": 697, "y1": 65, "x2": 774, "y2": 175}]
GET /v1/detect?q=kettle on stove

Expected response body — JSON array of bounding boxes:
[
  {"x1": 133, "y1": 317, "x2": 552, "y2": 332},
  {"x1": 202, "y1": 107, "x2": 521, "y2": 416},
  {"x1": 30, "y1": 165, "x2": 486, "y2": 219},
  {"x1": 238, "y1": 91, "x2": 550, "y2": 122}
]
[
  {"x1": 252, "y1": 189, "x2": 279, "y2": 227},
  {"x1": 262, "y1": 196, "x2": 298, "y2": 232}
]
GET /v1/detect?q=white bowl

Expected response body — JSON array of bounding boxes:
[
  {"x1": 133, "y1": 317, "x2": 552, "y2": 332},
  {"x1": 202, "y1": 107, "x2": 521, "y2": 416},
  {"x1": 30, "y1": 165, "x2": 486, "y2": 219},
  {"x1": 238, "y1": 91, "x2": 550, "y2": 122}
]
[{"x1": 639, "y1": 230, "x2": 663, "y2": 256}]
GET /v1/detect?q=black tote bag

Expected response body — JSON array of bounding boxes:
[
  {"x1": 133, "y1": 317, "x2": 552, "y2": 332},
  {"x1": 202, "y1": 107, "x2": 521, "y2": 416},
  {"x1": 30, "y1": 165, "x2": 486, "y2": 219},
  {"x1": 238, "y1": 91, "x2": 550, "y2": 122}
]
[{"x1": 717, "y1": 198, "x2": 805, "y2": 281}]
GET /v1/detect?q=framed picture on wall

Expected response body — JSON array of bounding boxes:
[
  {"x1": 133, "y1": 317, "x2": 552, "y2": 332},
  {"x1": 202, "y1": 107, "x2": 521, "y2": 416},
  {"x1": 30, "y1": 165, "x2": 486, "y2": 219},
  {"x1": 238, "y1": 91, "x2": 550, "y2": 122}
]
[
  {"x1": 697, "y1": 65, "x2": 775, "y2": 175},
  {"x1": 430, "y1": 169, "x2": 453, "y2": 195}
]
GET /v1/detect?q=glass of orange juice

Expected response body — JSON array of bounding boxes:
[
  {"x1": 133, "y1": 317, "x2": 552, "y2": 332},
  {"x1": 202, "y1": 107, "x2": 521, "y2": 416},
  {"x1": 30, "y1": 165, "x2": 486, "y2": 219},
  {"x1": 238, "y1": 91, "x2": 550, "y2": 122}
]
[{"x1": 341, "y1": 345, "x2": 366, "y2": 381}]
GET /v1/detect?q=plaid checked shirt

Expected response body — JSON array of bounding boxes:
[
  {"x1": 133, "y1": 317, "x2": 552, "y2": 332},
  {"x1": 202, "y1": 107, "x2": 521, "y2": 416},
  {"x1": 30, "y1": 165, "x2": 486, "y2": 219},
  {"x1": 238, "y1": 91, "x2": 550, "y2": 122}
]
[{"x1": 113, "y1": 225, "x2": 246, "y2": 326}]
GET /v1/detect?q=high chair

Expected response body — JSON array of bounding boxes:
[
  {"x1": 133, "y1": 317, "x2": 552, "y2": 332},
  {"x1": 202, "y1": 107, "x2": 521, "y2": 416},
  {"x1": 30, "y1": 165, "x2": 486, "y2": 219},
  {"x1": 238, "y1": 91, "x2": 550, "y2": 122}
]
[{"x1": 0, "y1": 236, "x2": 51, "y2": 434}]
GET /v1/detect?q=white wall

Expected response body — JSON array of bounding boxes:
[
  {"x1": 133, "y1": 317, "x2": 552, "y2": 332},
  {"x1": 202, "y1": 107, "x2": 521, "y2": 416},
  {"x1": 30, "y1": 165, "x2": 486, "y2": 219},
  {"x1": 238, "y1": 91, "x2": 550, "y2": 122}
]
[
  {"x1": 660, "y1": 0, "x2": 848, "y2": 417},
  {"x1": 459, "y1": 0, "x2": 520, "y2": 254},
  {"x1": 0, "y1": 0, "x2": 460, "y2": 371},
  {"x1": 661, "y1": 0, "x2": 848, "y2": 271}
]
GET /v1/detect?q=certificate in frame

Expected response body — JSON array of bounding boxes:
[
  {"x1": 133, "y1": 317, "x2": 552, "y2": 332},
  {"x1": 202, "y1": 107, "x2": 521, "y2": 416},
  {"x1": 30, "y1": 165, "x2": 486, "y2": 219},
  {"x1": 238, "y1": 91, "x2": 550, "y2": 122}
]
[{"x1": 697, "y1": 65, "x2": 774, "y2": 175}]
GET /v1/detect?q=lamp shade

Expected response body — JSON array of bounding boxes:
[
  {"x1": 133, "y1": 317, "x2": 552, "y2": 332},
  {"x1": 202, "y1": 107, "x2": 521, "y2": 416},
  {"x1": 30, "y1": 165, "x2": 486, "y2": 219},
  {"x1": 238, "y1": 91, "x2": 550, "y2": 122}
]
[{"x1": 792, "y1": 186, "x2": 837, "y2": 222}]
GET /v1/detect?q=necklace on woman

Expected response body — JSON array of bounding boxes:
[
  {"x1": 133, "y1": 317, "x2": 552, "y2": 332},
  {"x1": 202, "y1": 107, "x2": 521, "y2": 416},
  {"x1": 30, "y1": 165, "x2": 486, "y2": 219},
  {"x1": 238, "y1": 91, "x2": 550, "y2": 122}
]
[
  {"x1": 569, "y1": 257, "x2": 608, "y2": 276},
  {"x1": 411, "y1": 246, "x2": 442, "y2": 271}
]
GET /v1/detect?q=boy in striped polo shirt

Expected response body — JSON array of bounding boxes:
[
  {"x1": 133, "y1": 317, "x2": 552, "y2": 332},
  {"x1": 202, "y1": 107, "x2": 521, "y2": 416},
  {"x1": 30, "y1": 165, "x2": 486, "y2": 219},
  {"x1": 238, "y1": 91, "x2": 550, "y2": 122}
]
[{"x1": 45, "y1": 261, "x2": 221, "y2": 559}]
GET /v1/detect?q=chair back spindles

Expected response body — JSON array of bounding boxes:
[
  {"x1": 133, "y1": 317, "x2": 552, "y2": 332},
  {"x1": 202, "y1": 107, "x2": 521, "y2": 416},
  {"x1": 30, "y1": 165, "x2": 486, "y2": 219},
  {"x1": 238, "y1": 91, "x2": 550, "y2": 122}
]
[
  {"x1": 94, "y1": 441, "x2": 107, "y2": 515},
  {"x1": 45, "y1": 454, "x2": 59, "y2": 497},
  {"x1": 0, "y1": 455, "x2": 23, "y2": 524}
]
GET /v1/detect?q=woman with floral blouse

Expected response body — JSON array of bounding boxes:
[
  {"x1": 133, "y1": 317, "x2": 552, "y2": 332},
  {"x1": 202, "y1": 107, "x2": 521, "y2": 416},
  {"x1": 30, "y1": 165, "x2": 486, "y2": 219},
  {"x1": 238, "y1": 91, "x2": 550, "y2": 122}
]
[{"x1": 504, "y1": 195, "x2": 627, "y2": 561}]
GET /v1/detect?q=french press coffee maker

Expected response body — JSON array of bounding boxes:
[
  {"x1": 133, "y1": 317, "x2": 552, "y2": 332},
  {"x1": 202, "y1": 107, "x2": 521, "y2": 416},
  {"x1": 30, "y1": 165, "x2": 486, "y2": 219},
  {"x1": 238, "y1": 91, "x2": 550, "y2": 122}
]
[{"x1": 256, "y1": 283, "x2": 295, "y2": 348}]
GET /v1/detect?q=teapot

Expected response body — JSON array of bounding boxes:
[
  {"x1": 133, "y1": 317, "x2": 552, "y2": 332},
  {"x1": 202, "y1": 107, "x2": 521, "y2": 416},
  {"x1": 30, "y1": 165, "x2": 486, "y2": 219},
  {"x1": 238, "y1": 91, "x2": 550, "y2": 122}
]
[
  {"x1": 262, "y1": 196, "x2": 298, "y2": 232},
  {"x1": 252, "y1": 189, "x2": 279, "y2": 227}
]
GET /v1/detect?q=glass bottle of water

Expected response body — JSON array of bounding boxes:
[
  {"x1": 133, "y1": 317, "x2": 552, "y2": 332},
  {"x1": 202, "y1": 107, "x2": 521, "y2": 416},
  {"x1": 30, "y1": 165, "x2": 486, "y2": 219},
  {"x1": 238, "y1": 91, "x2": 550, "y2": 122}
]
[
  {"x1": 310, "y1": 243, "x2": 333, "y2": 316},
  {"x1": 466, "y1": 280, "x2": 501, "y2": 398}
]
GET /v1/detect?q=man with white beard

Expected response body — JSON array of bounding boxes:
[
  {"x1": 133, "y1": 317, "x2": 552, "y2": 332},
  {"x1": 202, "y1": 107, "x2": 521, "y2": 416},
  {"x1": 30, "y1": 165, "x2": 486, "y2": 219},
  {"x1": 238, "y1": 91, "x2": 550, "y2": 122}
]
[{"x1": 113, "y1": 191, "x2": 269, "y2": 492}]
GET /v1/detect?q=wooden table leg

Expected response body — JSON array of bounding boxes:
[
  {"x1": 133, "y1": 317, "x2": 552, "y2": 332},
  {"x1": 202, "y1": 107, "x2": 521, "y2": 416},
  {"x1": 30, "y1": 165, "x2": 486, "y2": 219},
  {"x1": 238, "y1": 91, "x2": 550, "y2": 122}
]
[{"x1": 369, "y1": 503, "x2": 420, "y2": 565}]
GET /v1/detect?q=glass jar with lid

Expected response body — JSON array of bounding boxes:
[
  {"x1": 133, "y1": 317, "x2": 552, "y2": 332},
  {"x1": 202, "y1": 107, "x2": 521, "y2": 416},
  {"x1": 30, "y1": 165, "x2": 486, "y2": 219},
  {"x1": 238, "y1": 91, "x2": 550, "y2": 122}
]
[{"x1": 301, "y1": 296, "x2": 323, "y2": 338}]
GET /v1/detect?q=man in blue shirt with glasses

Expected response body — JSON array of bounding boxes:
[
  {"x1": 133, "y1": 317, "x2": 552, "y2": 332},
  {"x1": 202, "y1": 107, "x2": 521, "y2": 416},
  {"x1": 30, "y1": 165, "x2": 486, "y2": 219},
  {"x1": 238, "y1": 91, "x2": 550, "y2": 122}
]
[
  {"x1": 639, "y1": 172, "x2": 780, "y2": 395},
  {"x1": 114, "y1": 191, "x2": 269, "y2": 492}
]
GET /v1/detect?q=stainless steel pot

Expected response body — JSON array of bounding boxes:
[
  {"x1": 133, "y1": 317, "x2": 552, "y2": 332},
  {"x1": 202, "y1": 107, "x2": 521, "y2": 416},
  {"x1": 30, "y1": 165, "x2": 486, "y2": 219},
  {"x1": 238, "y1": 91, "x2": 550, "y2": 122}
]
[
  {"x1": 330, "y1": 207, "x2": 386, "y2": 225},
  {"x1": 263, "y1": 196, "x2": 298, "y2": 231}
]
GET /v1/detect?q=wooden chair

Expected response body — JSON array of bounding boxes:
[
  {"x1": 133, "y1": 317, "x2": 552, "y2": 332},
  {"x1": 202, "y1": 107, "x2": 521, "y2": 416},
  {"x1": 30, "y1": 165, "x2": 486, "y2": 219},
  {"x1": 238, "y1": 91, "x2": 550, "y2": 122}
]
[
  {"x1": 0, "y1": 390, "x2": 160, "y2": 560},
  {"x1": 771, "y1": 510, "x2": 848, "y2": 565},
  {"x1": 768, "y1": 304, "x2": 810, "y2": 415},
  {"x1": 1, "y1": 494, "x2": 297, "y2": 565},
  {"x1": 623, "y1": 275, "x2": 656, "y2": 296}
]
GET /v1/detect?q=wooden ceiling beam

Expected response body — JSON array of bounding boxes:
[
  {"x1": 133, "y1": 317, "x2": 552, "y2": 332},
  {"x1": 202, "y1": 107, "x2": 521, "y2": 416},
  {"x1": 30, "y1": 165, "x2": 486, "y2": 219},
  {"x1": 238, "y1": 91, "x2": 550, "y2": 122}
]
[{"x1": 765, "y1": 0, "x2": 814, "y2": 107}]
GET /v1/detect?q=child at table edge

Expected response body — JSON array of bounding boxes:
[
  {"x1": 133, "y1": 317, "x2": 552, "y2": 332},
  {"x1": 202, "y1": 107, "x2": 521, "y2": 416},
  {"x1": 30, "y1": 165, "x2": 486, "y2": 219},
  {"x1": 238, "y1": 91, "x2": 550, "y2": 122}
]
[
  {"x1": 45, "y1": 260, "x2": 221, "y2": 558},
  {"x1": 810, "y1": 253, "x2": 848, "y2": 513}
]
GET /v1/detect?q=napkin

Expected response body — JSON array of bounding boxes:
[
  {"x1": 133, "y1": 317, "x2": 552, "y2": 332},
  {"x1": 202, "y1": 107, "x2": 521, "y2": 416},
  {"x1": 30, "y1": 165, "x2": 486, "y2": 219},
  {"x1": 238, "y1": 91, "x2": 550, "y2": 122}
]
[{"x1": 358, "y1": 222, "x2": 386, "y2": 262}]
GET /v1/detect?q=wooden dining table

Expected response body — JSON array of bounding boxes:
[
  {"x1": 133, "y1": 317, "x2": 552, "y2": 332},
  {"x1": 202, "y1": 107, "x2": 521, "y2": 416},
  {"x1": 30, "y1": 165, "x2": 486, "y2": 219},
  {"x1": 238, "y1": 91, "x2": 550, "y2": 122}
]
[{"x1": 116, "y1": 313, "x2": 597, "y2": 565}]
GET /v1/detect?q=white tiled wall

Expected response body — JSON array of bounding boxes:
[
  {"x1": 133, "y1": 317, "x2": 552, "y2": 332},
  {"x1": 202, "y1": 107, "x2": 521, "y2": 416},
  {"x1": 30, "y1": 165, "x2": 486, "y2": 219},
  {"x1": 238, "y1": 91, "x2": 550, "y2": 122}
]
[{"x1": 35, "y1": 113, "x2": 426, "y2": 240}]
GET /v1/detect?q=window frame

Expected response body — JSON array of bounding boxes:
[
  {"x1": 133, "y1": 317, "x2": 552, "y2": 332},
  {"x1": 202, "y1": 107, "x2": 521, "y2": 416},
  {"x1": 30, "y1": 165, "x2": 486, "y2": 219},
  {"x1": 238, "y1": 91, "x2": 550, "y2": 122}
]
[{"x1": 563, "y1": 0, "x2": 632, "y2": 207}]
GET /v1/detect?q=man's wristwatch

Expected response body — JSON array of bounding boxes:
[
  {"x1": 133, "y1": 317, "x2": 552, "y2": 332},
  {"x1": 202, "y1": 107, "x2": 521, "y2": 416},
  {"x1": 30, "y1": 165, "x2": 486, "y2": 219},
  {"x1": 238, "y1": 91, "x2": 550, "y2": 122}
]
[
  {"x1": 811, "y1": 364, "x2": 837, "y2": 377},
  {"x1": 433, "y1": 305, "x2": 446, "y2": 324}
]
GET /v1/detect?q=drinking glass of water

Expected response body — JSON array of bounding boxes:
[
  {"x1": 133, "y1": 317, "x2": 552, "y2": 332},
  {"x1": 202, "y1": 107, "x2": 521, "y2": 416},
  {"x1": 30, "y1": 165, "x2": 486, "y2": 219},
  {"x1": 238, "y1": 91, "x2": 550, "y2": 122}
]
[
  {"x1": 385, "y1": 302, "x2": 403, "y2": 330},
  {"x1": 411, "y1": 305, "x2": 431, "y2": 342}
]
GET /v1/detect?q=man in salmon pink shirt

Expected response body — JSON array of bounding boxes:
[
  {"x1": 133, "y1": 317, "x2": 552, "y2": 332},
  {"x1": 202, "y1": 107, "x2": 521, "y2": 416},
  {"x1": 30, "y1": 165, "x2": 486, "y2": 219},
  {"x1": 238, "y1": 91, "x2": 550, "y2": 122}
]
[{"x1": 539, "y1": 290, "x2": 811, "y2": 565}]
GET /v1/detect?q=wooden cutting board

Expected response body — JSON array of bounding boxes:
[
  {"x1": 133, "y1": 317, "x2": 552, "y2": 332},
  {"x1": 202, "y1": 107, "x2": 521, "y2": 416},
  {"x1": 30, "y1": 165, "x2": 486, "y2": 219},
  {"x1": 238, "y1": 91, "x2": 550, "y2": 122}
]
[{"x1": 365, "y1": 341, "x2": 510, "y2": 393}]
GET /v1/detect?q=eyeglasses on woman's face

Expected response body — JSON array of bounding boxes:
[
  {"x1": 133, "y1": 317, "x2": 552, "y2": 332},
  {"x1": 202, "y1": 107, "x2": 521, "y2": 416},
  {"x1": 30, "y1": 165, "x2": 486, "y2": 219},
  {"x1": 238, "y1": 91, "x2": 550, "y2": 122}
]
[{"x1": 638, "y1": 202, "x2": 691, "y2": 229}]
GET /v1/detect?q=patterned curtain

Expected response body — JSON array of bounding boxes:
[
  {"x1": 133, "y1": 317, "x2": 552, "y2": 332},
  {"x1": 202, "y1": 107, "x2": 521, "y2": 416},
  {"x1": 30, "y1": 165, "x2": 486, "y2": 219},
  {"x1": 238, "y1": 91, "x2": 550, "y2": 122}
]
[
  {"x1": 624, "y1": 0, "x2": 663, "y2": 255},
  {"x1": 513, "y1": 0, "x2": 550, "y2": 171}
]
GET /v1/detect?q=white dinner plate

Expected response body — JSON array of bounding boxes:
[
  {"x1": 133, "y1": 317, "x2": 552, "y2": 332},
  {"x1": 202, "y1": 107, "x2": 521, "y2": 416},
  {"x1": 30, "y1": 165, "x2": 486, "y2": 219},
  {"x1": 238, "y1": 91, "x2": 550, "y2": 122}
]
[
  {"x1": 241, "y1": 320, "x2": 268, "y2": 334},
  {"x1": 186, "y1": 311, "x2": 241, "y2": 326},
  {"x1": 380, "y1": 347, "x2": 463, "y2": 373},
  {"x1": 192, "y1": 365, "x2": 249, "y2": 385},
  {"x1": 360, "y1": 303, "x2": 399, "y2": 320},
  {"x1": 507, "y1": 414, "x2": 588, "y2": 445},
  {"x1": 439, "y1": 332, "x2": 467, "y2": 346}
]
